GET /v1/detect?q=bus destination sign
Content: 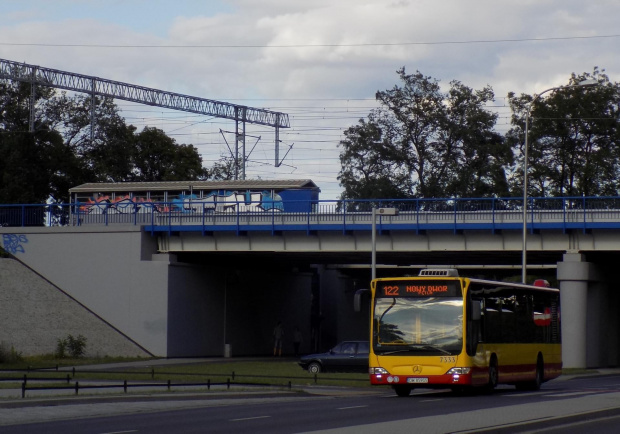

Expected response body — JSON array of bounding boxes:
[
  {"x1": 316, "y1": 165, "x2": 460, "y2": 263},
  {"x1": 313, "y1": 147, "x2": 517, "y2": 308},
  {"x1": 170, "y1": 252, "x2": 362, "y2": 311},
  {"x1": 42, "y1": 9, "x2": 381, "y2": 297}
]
[{"x1": 378, "y1": 280, "x2": 461, "y2": 297}]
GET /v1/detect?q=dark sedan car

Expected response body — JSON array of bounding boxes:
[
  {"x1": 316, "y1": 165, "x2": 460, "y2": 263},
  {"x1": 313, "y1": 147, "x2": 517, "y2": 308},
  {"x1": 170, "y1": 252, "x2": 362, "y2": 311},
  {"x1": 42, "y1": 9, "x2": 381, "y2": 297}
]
[{"x1": 298, "y1": 341, "x2": 369, "y2": 373}]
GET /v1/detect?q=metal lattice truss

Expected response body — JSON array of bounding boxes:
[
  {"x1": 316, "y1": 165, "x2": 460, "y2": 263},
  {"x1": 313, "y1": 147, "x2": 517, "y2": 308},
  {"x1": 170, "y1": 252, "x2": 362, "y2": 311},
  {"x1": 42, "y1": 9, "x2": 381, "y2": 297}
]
[{"x1": 0, "y1": 58, "x2": 290, "y2": 178}]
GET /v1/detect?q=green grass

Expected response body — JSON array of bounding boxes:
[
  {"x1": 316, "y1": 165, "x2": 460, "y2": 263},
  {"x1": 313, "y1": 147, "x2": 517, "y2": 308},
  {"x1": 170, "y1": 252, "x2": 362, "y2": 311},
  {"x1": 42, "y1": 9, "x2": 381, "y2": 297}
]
[
  {"x1": 1, "y1": 357, "x2": 371, "y2": 389},
  {"x1": 0, "y1": 355, "x2": 153, "y2": 370}
]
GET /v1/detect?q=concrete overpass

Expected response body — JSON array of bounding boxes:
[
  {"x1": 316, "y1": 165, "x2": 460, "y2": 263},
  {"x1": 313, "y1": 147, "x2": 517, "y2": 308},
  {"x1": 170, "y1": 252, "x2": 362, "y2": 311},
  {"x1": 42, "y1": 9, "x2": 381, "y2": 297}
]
[{"x1": 2, "y1": 198, "x2": 620, "y2": 368}]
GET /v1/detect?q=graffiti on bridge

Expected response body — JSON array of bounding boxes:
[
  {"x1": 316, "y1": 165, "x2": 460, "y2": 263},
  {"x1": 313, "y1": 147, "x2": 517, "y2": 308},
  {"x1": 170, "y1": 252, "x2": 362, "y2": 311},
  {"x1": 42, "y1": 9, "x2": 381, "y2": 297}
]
[
  {"x1": 2, "y1": 234, "x2": 28, "y2": 254},
  {"x1": 78, "y1": 191, "x2": 285, "y2": 215}
]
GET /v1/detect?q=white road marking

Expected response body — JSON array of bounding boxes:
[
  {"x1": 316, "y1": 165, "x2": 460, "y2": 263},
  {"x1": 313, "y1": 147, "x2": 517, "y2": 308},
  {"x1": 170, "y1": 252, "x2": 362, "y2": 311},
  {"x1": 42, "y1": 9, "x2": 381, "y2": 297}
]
[
  {"x1": 230, "y1": 415, "x2": 272, "y2": 422},
  {"x1": 545, "y1": 391, "x2": 597, "y2": 397},
  {"x1": 100, "y1": 431, "x2": 139, "y2": 434},
  {"x1": 338, "y1": 405, "x2": 369, "y2": 410}
]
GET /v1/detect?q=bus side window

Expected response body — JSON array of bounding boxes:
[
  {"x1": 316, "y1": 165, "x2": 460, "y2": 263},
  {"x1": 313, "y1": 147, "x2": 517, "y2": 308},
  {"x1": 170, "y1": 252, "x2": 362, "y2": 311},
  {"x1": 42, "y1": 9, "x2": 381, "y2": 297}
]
[{"x1": 485, "y1": 296, "x2": 502, "y2": 343}]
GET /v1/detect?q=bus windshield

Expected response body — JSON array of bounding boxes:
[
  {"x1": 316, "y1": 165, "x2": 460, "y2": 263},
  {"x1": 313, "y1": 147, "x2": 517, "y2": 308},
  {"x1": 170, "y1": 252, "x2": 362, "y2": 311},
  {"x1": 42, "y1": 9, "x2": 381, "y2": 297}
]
[{"x1": 373, "y1": 297, "x2": 463, "y2": 356}]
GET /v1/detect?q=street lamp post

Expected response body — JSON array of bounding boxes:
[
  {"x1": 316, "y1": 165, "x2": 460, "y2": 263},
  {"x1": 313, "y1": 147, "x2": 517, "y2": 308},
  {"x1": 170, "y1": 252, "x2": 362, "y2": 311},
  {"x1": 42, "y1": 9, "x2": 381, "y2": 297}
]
[
  {"x1": 521, "y1": 79, "x2": 598, "y2": 283},
  {"x1": 371, "y1": 207, "x2": 399, "y2": 281}
]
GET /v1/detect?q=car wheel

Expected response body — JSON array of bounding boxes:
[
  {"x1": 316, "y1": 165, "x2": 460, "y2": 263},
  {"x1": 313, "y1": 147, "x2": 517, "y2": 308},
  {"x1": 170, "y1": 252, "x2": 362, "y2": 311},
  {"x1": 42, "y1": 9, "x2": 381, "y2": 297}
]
[{"x1": 308, "y1": 362, "x2": 322, "y2": 374}]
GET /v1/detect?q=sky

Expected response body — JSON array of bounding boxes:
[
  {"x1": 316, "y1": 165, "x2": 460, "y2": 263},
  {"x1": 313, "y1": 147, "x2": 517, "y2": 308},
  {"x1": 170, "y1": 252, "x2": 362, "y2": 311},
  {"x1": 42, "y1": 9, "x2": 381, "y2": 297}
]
[{"x1": 1, "y1": 0, "x2": 619, "y2": 199}]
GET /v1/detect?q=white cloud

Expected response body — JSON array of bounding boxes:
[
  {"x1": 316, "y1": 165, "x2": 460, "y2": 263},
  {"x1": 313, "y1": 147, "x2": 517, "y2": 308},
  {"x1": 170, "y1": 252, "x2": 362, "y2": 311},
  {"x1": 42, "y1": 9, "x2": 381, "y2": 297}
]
[{"x1": 1, "y1": 0, "x2": 619, "y2": 199}]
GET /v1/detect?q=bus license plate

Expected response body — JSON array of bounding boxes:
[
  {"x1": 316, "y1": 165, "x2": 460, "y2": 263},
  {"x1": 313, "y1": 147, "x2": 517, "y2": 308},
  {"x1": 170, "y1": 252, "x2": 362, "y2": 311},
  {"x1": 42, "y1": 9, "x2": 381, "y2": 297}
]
[{"x1": 407, "y1": 378, "x2": 428, "y2": 384}]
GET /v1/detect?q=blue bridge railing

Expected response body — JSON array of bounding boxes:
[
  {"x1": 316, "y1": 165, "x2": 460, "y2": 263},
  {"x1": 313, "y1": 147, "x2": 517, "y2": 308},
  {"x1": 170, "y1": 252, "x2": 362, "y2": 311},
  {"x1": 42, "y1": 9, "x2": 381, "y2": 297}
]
[{"x1": 2, "y1": 197, "x2": 620, "y2": 235}]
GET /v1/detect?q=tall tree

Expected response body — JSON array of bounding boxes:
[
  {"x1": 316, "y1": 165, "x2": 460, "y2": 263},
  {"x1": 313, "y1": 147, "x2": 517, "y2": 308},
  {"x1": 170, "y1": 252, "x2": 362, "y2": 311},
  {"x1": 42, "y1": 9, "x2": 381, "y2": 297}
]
[
  {"x1": 44, "y1": 93, "x2": 138, "y2": 185},
  {"x1": 338, "y1": 68, "x2": 510, "y2": 200},
  {"x1": 0, "y1": 80, "x2": 69, "y2": 203},
  {"x1": 507, "y1": 68, "x2": 620, "y2": 197},
  {"x1": 133, "y1": 127, "x2": 207, "y2": 181},
  {"x1": 1, "y1": 81, "x2": 211, "y2": 203}
]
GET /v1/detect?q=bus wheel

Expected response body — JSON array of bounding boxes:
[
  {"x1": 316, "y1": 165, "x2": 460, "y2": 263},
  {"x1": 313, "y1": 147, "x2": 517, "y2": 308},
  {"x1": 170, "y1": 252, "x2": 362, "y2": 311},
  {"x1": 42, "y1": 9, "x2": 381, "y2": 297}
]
[
  {"x1": 516, "y1": 355, "x2": 543, "y2": 391},
  {"x1": 394, "y1": 385, "x2": 412, "y2": 397},
  {"x1": 533, "y1": 355, "x2": 544, "y2": 390},
  {"x1": 451, "y1": 386, "x2": 472, "y2": 395},
  {"x1": 486, "y1": 356, "x2": 498, "y2": 392}
]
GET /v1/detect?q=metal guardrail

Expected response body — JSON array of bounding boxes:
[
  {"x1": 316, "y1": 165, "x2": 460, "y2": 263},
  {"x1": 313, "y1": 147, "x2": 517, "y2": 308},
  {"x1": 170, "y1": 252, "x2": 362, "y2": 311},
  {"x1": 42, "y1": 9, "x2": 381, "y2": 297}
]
[
  {"x1": 3, "y1": 197, "x2": 620, "y2": 234},
  {"x1": 0, "y1": 366, "x2": 367, "y2": 398}
]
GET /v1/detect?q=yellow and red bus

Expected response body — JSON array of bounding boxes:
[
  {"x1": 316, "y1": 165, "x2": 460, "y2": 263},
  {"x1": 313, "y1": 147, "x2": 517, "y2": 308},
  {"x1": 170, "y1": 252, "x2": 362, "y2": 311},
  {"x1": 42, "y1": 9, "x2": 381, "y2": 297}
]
[{"x1": 358, "y1": 269, "x2": 561, "y2": 397}]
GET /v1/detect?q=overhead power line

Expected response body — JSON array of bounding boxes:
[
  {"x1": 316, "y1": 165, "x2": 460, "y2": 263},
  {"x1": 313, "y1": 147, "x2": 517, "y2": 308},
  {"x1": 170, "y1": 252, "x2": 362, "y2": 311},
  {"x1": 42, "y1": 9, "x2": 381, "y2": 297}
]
[
  {"x1": 0, "y1": 57, "x2": 292, "y2": 179},
  {"x1": 1, "y1": 34, "x2": 618, "y2": 49}
]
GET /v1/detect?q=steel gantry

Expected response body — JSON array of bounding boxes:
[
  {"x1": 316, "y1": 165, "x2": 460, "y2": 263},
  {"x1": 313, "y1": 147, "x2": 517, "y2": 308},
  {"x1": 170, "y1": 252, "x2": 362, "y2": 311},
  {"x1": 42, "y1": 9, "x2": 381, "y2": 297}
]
[{"x1": 0, "y1": 58, "x2": 290, "y2": 179}]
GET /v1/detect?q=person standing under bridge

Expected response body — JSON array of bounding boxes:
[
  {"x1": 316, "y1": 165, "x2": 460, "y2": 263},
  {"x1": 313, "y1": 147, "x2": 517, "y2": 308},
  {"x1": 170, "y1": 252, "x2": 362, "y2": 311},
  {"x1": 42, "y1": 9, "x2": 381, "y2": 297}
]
[{"x1": 273, "y1": 321, "x2": 284, "y2": 356}]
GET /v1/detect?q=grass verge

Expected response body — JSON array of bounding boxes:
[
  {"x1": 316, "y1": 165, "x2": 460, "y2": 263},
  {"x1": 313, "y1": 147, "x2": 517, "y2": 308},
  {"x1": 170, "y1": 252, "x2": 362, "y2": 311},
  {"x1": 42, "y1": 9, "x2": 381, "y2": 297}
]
[{"x1": 1, "y1": 357, "x2": 370, "y2": 389}]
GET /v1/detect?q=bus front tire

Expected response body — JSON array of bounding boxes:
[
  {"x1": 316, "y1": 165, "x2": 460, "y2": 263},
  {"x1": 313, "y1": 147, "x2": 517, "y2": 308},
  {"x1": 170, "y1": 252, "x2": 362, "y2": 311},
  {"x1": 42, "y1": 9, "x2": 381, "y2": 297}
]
[
  {"x1": 485, "y1": 356, "x2": 498, "y2": 392},
  {"x1": 394, "y1": 385, "x2": 412, "y2": 397}
]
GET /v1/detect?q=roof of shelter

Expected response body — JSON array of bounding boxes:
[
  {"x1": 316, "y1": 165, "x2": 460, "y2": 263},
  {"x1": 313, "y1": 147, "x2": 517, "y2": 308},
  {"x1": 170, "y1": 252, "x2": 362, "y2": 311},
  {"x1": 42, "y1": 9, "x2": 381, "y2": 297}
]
[{"x1": 69, "y1": 179, "x2": 320, "y2": 193}]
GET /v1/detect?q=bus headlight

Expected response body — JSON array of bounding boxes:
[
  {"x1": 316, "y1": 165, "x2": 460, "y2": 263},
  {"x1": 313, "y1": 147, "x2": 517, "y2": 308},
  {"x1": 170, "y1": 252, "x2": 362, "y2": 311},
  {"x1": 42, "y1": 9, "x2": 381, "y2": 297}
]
[
  {"x1": 446, "y1": 367, "x2": 471, "y2": 375},
  {"x1": 370, "y1": 367, "x2": 389, "y2": 375}
]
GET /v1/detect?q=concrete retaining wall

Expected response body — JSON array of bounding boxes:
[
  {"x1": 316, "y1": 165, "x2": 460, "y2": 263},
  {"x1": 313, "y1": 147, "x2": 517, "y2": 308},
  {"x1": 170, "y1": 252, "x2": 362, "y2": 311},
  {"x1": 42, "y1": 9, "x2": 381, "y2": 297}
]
[{"x1": 0, "y1": 258, "x2": 151, "y2": 358}]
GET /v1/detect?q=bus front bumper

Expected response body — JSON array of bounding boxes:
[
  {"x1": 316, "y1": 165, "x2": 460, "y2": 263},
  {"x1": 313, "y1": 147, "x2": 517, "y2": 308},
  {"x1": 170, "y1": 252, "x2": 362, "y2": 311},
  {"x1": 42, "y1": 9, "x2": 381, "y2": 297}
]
[{"x1": 370, "y1": 369, "x2": 473, "y2": 387}]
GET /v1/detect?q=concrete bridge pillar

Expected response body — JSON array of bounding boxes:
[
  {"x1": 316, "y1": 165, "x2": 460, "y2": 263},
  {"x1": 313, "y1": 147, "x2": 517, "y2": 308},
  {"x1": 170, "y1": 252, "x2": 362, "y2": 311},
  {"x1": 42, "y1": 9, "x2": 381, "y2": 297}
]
[{"x1": 556, "y1": 252, "x2": 597, "y2": 369}]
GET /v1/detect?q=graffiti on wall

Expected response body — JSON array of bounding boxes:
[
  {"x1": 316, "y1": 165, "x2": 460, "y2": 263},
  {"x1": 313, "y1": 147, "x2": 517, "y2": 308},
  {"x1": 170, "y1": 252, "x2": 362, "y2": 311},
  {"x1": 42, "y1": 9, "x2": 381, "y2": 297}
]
[
  {"x1": 2, "y1": 234, "x2": 28, "y2": 254},
  {"x1": 79, "y1": 195, "x2": 160, "y2": 215},
  {"x1": 78, "y1": 191, "x2": 284, "y2": 215}
]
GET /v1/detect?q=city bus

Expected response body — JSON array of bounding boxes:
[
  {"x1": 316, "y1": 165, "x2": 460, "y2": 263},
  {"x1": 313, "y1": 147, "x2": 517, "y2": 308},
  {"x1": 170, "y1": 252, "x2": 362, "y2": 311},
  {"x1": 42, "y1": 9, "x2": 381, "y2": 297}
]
[{"x1": 356, "y1": 269, "x2": 561, "y2": 397}]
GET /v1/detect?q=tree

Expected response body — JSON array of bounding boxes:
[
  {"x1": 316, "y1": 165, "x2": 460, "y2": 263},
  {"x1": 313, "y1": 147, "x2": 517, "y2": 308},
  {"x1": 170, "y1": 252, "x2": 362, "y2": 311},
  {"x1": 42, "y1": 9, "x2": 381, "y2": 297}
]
[
  {"x1": 506, "y1": 68, "x2": 620, "y2": 197},
  {"x1": 44, "y1": 94, "x2": 138, "y2": 185},
  {"x1": 338, "y1": 68, "x2": 511, "y2": 200},
  {"x1": 133, "y1": 127, "x2": 207, "y2": 181},
  {"x1": 1, "y1": 80, "x2": 211, "y2": 204},
  {"x1": 338, "y1": 115, "x2": 411, "y2": 200},
  {"x1": 206, "y1": 156, "x2": 238, "y2": 180},
  {"x1": 0, "y1": 80, "x2": 69, "y2": 203}
]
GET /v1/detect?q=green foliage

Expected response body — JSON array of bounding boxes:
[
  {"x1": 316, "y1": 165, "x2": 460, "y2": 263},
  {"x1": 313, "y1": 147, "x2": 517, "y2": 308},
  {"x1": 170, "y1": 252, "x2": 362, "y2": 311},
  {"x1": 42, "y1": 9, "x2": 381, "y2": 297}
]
[
  {"x1": 67, "y1": 334, "x2": 87, "y2": 358},
  {"x1": 507, "y1": 67, "x2": 620, "y2": 197},
  {"x1": 133, "y1": 127, "x2": 207, "y2": 181},
  {"x1": 55, "y1": 334, "x2": 87, "y2": 358},
  {"x1": 340, "y1": 67, "x2": 620, "y2": 200},
  {"x1": 339, "y1": 68, "x2": 511, "y2": 200},
  {"x1": 0, "y1": 342, "x2": 23, "y2": 363},
  {"x1": 0, "y1": 81, "x2": 213, "y2": 205},
  {"x1": 55, "y1": 337, "x2": 67, "y2": 359}
]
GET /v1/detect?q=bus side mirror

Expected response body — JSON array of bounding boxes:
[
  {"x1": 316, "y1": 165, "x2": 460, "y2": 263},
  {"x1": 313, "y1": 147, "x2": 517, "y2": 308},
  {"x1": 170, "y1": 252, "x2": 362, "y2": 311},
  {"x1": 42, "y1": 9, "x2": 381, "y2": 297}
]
[
  {"x1": 354, "y1": 289, "x2": 369, "y2": 312},
  {"x1": 471, "y1": 301, "x2": 481, "y2": 321}
]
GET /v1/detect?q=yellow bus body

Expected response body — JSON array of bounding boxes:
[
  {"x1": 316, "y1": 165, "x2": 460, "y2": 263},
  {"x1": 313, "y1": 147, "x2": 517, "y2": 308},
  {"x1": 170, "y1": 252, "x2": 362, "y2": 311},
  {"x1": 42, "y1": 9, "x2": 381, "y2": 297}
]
[{"x1": 368, "y1": 275, "x2": 562, "y2": 392}]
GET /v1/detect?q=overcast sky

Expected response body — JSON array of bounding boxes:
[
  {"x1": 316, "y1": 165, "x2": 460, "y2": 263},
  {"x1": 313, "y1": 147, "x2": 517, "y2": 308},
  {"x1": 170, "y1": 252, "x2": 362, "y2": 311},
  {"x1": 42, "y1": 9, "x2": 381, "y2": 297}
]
[{"x1": 1, "y1": 0, "x2": 618, "y2": 199}]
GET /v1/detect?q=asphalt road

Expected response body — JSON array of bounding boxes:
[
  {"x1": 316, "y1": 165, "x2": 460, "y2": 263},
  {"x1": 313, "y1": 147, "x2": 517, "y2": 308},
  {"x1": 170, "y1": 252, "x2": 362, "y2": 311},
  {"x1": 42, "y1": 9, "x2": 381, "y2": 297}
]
[{"x1": 2, "y1": 373, "x2": 620, "y2": 433}]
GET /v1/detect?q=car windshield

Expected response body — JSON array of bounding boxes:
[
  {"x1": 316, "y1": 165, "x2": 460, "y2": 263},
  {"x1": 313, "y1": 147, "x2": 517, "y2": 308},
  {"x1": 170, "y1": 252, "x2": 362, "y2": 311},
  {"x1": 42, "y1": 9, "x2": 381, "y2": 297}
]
[{"x1": 373, "y1": 297, "x2": 463, "y2": 355}]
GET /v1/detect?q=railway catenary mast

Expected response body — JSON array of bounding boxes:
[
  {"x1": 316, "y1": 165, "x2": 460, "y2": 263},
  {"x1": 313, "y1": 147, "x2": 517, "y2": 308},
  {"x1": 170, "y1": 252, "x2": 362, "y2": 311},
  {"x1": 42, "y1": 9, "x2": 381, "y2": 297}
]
[{"x1": 0, "y1": 58, "x2": 290, "y2": 180}]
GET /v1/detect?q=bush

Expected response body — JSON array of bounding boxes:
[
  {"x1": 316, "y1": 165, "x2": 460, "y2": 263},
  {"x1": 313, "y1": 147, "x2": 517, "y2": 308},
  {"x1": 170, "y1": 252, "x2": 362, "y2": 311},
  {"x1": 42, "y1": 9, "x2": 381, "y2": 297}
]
[
  {"x1": 56, "y1": 334, "x2": 87, "y2": 358},
  {"x1": 67, "y1": 334, "x2": 87, "y2": 358},
  {"x1": 0, "y1": 342, "x2": 23, "y2": 363},
  {"x1": 55, "y1": 337, "x2": 67, "y2": 358}
]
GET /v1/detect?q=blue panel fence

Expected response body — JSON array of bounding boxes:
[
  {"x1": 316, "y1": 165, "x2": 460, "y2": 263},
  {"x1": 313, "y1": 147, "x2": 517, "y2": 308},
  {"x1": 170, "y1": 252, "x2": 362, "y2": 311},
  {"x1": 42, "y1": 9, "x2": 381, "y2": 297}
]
[{"x1": 3, "y1": 197, "x2": 620, "y2": 234}]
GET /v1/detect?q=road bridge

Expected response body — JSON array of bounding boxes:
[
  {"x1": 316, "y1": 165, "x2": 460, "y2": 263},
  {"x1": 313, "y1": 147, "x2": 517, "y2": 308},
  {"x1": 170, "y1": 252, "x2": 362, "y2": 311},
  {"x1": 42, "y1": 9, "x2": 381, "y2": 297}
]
[{"x1": 2, "y1": 196, "x2": 620, "y2": 369}]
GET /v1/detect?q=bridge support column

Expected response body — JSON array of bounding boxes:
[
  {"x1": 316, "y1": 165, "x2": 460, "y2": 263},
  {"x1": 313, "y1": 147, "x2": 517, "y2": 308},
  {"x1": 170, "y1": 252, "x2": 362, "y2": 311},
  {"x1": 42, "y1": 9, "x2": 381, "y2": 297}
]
[{"x1": 557, "y1": 252, "x2": 597, "y2": 369}]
